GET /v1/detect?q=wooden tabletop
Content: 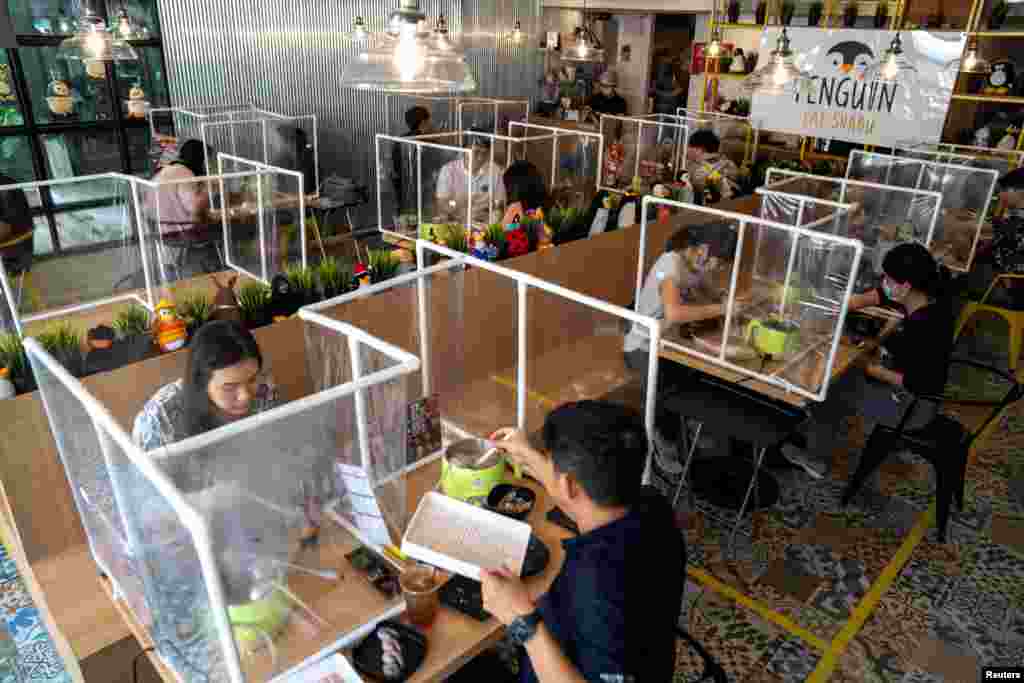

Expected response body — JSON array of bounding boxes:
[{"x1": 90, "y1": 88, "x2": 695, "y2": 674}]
[
  {"x1": 100, "y1": 458, "x2": 567, "y2": 682},
  {"x1": 659, "y1": 331, "x2": 883, "y2": 408}
]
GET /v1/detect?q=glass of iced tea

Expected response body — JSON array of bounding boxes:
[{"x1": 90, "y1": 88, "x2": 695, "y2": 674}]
[{"x1": 399, "y1": 564, "x2": 441, "y2": 626}]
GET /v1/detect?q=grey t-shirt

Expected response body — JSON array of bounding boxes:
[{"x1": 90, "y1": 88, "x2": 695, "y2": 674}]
[{"x1": 624, "y1": 251, "x2": 685, "y2": 353}]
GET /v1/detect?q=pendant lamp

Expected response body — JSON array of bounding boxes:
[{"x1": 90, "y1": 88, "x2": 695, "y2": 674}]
[
  {"x1": 58, "y1": 1, "x2": 138, "y2": 63},
  {"x1": 864, "y1": 32, "x2": 917, "y2": 84},
  {"x1": 562, "y1": 0, "x2": 605, "y2": 63},
  {"x1": 340, "y1": 0, "x2": 478, "y2": 94},
  {"x1": 706, "y1": 26, "x2": 724, "y2": 59},
  {"x1": 958, "y1": 38, "x2": 991, "y2": 74},
  {"x1": 742, "y1": 28, "x2": 806, "y2": 95}
]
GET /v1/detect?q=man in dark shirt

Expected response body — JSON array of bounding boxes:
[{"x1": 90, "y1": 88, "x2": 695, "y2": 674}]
[
  {"x1": 0, "y1": 173, "x2": 34, "y2": 275},
  {"x1": 483, "y1": 401, "x2": 685, "y2": 683},
  {"x1": 588, "y1": 72, "x2": 628, "y2": 117}
]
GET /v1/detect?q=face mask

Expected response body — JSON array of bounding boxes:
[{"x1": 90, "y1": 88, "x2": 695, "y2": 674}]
[{"x1": 882, "y1": 277, "x2": 904, "y2": 302}]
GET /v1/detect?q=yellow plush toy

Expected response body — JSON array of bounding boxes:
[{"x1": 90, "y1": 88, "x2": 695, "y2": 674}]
[{"x1": 153, "y1": 299, "x2": 188, "y2": 353}]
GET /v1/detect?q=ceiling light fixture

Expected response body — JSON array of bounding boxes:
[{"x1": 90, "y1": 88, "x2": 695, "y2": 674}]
[
  {"x1": 706, "y1": 26, "x2": 723, "y2": 59},
  {"x1": 511, "y1": 20, "x2": 524, "y2": 45},
  {"x1": 959, "y1": 38, "x2": 990, "y2": 74},
  {"x1": 58, "y1": 1, "x2": 138, "y2": 63},
  {"x1": 865, "y1": 31, "x2": 917, "y2": 84},
  {"x1": 340, "y1": 0, "x2": 477, "y2": 94},
  {"x1": 562, "y1": 0, "x2": 605, "y2": 62},
  {"x1": 743, "y1": 28, "x2": 805, "y2": 95}
]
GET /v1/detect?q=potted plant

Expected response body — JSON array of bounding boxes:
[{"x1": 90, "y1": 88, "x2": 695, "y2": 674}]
[
  {"x1": 0, "y1": 332, "x2": 33, "y2": 395},
  {"x1": 238, "y1": 281, "x2": 272, "y2": 329},
  {"x1": 755, "y1": 1, "x2": 768, "y2": 24},
  {"x1": 286, "y1": 264, "x2": 317, "y2": 306},
  {"x1": 842, "y1": 0, "x2": 858, "y2": 26},
  {"x1": 368, "y1": 249, "x2": 401, "y2": 284},
  {"x1": 874, "y1": 1, "x2": 889, "y2": 27},
  {"x1": 727, "y1": 0, "x2": 741, "y2": 23},
  {"x1": 732, "y1": 97, "x2": 751, "y2": 117},
  {"x1": 37, "y1": 322, "x2": 84, "y2": 377},
  {"x1": 483, "y1": 223, "x2": 508, "y2": 257},
  {"x1": 990, "y1": 0, "x2": 1009, "y2": 29},
  {"x1": 85, "y1": 325, "x2": 118, "y2": 376},
  {"x1": 720, "y1": 55, "x2": 734, "y2": 73},
  {"x1": 317, "y1": 256, "x2": 351, "y2": 301},
  {"x1": 113, "y1": 303, "x2": 154, "y2": 365},
  {"x1": 781, "y1": 0, "x2": 796, "y2": 25},
  {"x1": 808, "y1": 1, "x2": 823, "y2": 25},
  {"x1": 177, "y1": 291, "x2": 214, "y2": 340},
  {"x1": 438, "y1": 224, "x2": 468, "y2": 254}
]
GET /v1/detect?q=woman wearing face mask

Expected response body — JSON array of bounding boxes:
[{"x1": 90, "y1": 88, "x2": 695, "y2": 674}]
[
  {"x1": 623, "y1": 223, "x2": 740, "y2": 470},
  {"x1": 781, "y1": 242, "x2": 956, "y2": 481}
]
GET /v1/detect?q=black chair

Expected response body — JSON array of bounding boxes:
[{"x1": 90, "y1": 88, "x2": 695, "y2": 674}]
[
  {"x1": 663, "y1": 375, "x2": 809, "y2": 555},
  {"x1": 677, "y1": 627, "x2": 728, "y2": 683},
  {"x1": 840, "y1": 358, "x2": 1023, "y2": 542}
]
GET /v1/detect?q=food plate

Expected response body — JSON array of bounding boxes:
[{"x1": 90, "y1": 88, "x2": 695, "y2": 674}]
[{"x1": 486, "y1": 484, "x2": 536, "y2": 521}]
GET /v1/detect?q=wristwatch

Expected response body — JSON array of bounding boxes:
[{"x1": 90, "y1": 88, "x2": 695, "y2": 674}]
[{"x1": 507, "y1": 610, "x2": 543, "y2": 646}]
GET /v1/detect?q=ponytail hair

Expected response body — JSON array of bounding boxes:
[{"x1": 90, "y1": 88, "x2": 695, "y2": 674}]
[{"x1": 882, "y1": 242, "x2": 958, "y2": 302}]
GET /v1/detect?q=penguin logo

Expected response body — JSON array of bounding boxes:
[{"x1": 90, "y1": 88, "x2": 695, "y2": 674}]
[{"x1": 826, "y1": 41, "x2": 875, "y2": 80}]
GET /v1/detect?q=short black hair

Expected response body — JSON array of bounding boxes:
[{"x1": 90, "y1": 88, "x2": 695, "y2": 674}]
[
  {"x1": 665, "y1": 220, "x2": 737, "y2": 258},
  {"x1": 405, "y1": 106, "x2": 430, "y2": 132},
  {"x1": 503, "y1": 160, "x2": 547, "y2": 213},
  {"x1": 882, "y1": 241, "x2": 951, "y2": 300},
  {"x1": 183, "y1": 320, "x2": 263, "y2": 438},
  {"x1": 541, "y1": 401, "x2": 647, "y2": 507},
  {"x1": 688, "y1": 129, "x2": 721, "y2": 154},
  {"x1": 999, "y1": 166, "x2": 1024, "y2": 192}
]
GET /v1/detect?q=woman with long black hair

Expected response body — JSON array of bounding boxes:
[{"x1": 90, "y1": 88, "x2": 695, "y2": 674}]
[{"x1": 133, "y1": 320, "x2": 279, "y2": 451}]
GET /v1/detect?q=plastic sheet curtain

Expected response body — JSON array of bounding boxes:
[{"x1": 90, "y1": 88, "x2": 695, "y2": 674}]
[
  {"x1": 201, "y1": 115, "x2": 319, "y2": 197},
  {"x1": 27, "y1": 313, "x2": 418, "y2": 682},
  {"x1": 598, "y1": 114, "x2": 690, "y2": 194},
  {"x1": 637, "y1": 198, "x2": 863, "y2": 402},
  {"x1": 676, "y1": 108, "x2": 759, "y2": 167},
  {"x1": 215, "y1": 154, "x2": 308, "y2": 284},
  {"x1": 846, "y1": 150, "x2": 999, "y2": 272},
  {"x1": 0, "y1": 174, "x2": 149, "y2": 337},
  {"x1": 894, "y1": 142, "x2": 1024, "y2": 179},
  {"x1": 763, "y1": 169, "x2": 944, "y2": 292},
  {"x1": 509, "y1": 121, "x2": 602, "y2": 210},
  {"x1": 457, "y1": 97, "x2": 531, "y2": 138}
]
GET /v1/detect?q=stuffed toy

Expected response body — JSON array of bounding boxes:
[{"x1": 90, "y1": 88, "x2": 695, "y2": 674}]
[{"x1": 153, "y1": 300, "x2": 187, "y2": 353}]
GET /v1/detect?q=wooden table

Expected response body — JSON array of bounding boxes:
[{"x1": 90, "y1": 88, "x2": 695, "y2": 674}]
[
  {"x1": 659, "y1": 331, "x2": 884, "y2": 408},
  {"x1": 99, "y1": 458, "x2": 567, "y2": 682}
]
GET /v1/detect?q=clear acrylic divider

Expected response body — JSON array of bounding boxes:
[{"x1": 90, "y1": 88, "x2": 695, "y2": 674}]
[
  {"x1": 457, "y1": 97, "x2": 530, "y2": 138},
  {"x1": 0, "y1": 174, "x2": 151, "y2": 339},
  {"x1": 148, "y1": 105, "x2": 261, "y2": 176},
  {"x1": 27, "y1": 305, "x2": 419, "y2": 682},
  {"x1": 846, "y1": 150, "x2": 998, "y2": 272},
  {"x1": 676, "y1": 107, "x2": 758, "y2": 167},
  {"x1": 895, "y1": 141, "x2": 1023, "y2": 177},
  {"x1": 202, "y1": 116, "x2": 319, "y2": 197},
  {"x1": 598, "y1": 114, "x2": 689, "y2": 194},
  {"x1": 764, "y1": 168, "x2": 944, "y2": 292},
  {"x1": 639, "y1": 197, "x2": 863, "y2": 402},
  {"x1": 376, "y1": 133, "x2": 473, "y2": 241},
  {"x1": 509, "y1": 121, "x2": 603, "y2": 211}
]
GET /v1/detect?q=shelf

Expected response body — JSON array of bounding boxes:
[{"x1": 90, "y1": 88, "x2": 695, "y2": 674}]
[
  {"x1": 968, "y1": 31, "x2": 1024, "y2": 37},
  {"x1": 951, "y1": 94, "x2": 1024, "y2": 105}
]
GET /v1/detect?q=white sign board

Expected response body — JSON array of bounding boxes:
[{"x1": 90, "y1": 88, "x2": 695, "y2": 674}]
[{"x1": 750, "y1": 29, "x2": 965, "y2": 147}]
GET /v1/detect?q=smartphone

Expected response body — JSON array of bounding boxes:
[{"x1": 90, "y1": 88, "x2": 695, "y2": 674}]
[{"x1": 346, "y1": 546, "x2": 400, "y2": 598}]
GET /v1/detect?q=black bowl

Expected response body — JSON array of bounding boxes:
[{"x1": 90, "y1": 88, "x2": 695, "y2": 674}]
[
  {"x1": 352, "y1": 620, "x2": 427, "y2": 682},
  {"x1": 486, "y1": 484, "x2": 536, "y2": 521}
]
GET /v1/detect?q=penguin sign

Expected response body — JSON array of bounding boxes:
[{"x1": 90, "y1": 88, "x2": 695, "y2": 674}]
[{"x1": 750, "y1": 28, "x2": 965, "y2": 147}]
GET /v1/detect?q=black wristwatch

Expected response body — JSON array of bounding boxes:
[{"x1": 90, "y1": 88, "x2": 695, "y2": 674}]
[{"x1": 507, "y1": 610, "x2": 543, "y2": 646}]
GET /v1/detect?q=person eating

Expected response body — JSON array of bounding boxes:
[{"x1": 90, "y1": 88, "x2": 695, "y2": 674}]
[
  {"x1": 133, "y1": 320, "x2": 279, "y2": 451},
  {"x1": 684, "y1": 130, "x2": 740, "y2": 203},
  {"x1": 483, "y1": 400, "x2": 683, "y2": 683},
  {"x1": 435, "y1": 134, "x2": 506, "y2": 219}
]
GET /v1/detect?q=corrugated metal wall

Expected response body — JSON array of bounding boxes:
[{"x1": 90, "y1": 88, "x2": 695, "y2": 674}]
[{"x1": 156, "y1": 0, "x2": 543, "y2": 229}]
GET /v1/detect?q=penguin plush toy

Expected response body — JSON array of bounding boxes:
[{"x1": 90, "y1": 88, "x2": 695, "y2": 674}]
[
  {"x1": 984, "y1": 60, "x2": 1016, "y2": 95},
  {"x1": 269, "y1": 273, "x2": 301, "y2": 321}
]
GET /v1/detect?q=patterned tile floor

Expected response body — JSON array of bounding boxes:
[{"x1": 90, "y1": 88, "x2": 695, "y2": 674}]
[
  {"x1": 0, "y1": 545, "x2": 69, "y2": 683},
  {"x1": 668, "y1": 324, "x2": 1024, "y2": 683}
]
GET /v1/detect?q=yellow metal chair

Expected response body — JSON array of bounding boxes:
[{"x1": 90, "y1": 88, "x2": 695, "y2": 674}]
[
  {"x1": 0, "y1": 231, "x2": 41, "y2": 314},
  {"x1": 955, "y1": 273, "x2": 1024, "y2": 372}
]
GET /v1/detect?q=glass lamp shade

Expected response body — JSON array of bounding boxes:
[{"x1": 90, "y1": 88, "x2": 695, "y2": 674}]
[
  {"x1": 561, "y1": 28, "x2": 606, "y2": 63},
  {"x1": 742, "y1": 29, "x2": 805, "y2": 95},
  {"x1": 59, "y1": 21, "x2": 138, "y2": 62},
  {"x1": 959, "y1": 45, "x2": 991, "y2": 74},
  {"x1": 341, "y1": 24, "x2": 478, "y2": 94},
  {"x1": 864, "y1": 33, "x2": 918, "y2": 84}
]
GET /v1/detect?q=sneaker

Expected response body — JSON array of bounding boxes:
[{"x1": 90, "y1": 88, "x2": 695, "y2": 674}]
[
  {"x1": 779, "y1": 447, "x2": 827, "y2": 479},
  {"x1": 652, "y1": 431, "x2": 684, "y2": 476}
]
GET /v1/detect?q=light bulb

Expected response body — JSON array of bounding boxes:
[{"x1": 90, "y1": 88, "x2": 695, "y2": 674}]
[
  {"x1": 353, "y1": 16, "x2": 368, "y2": 41},
  {"x1": 882, "y1": 55, "x2": 898, "y2": 80},
  {"x1": 84, "y1": 30, "x2": 106, "y2": 58},
  {"x1": 394, "y1": 22, "x2": 422, "y2": 82},
  {"x1": 772, "y1": 59, "x2": 788, "y2": 85},
  {"x1": 963, "y1": 50, "x2": 979, "y2": 71},
  {"x1": 512, "y1": 21, "x2": 523, "y2": 44},
  {"x1": 577, "y1": 37, "x2": 589, "y2": 58}
]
